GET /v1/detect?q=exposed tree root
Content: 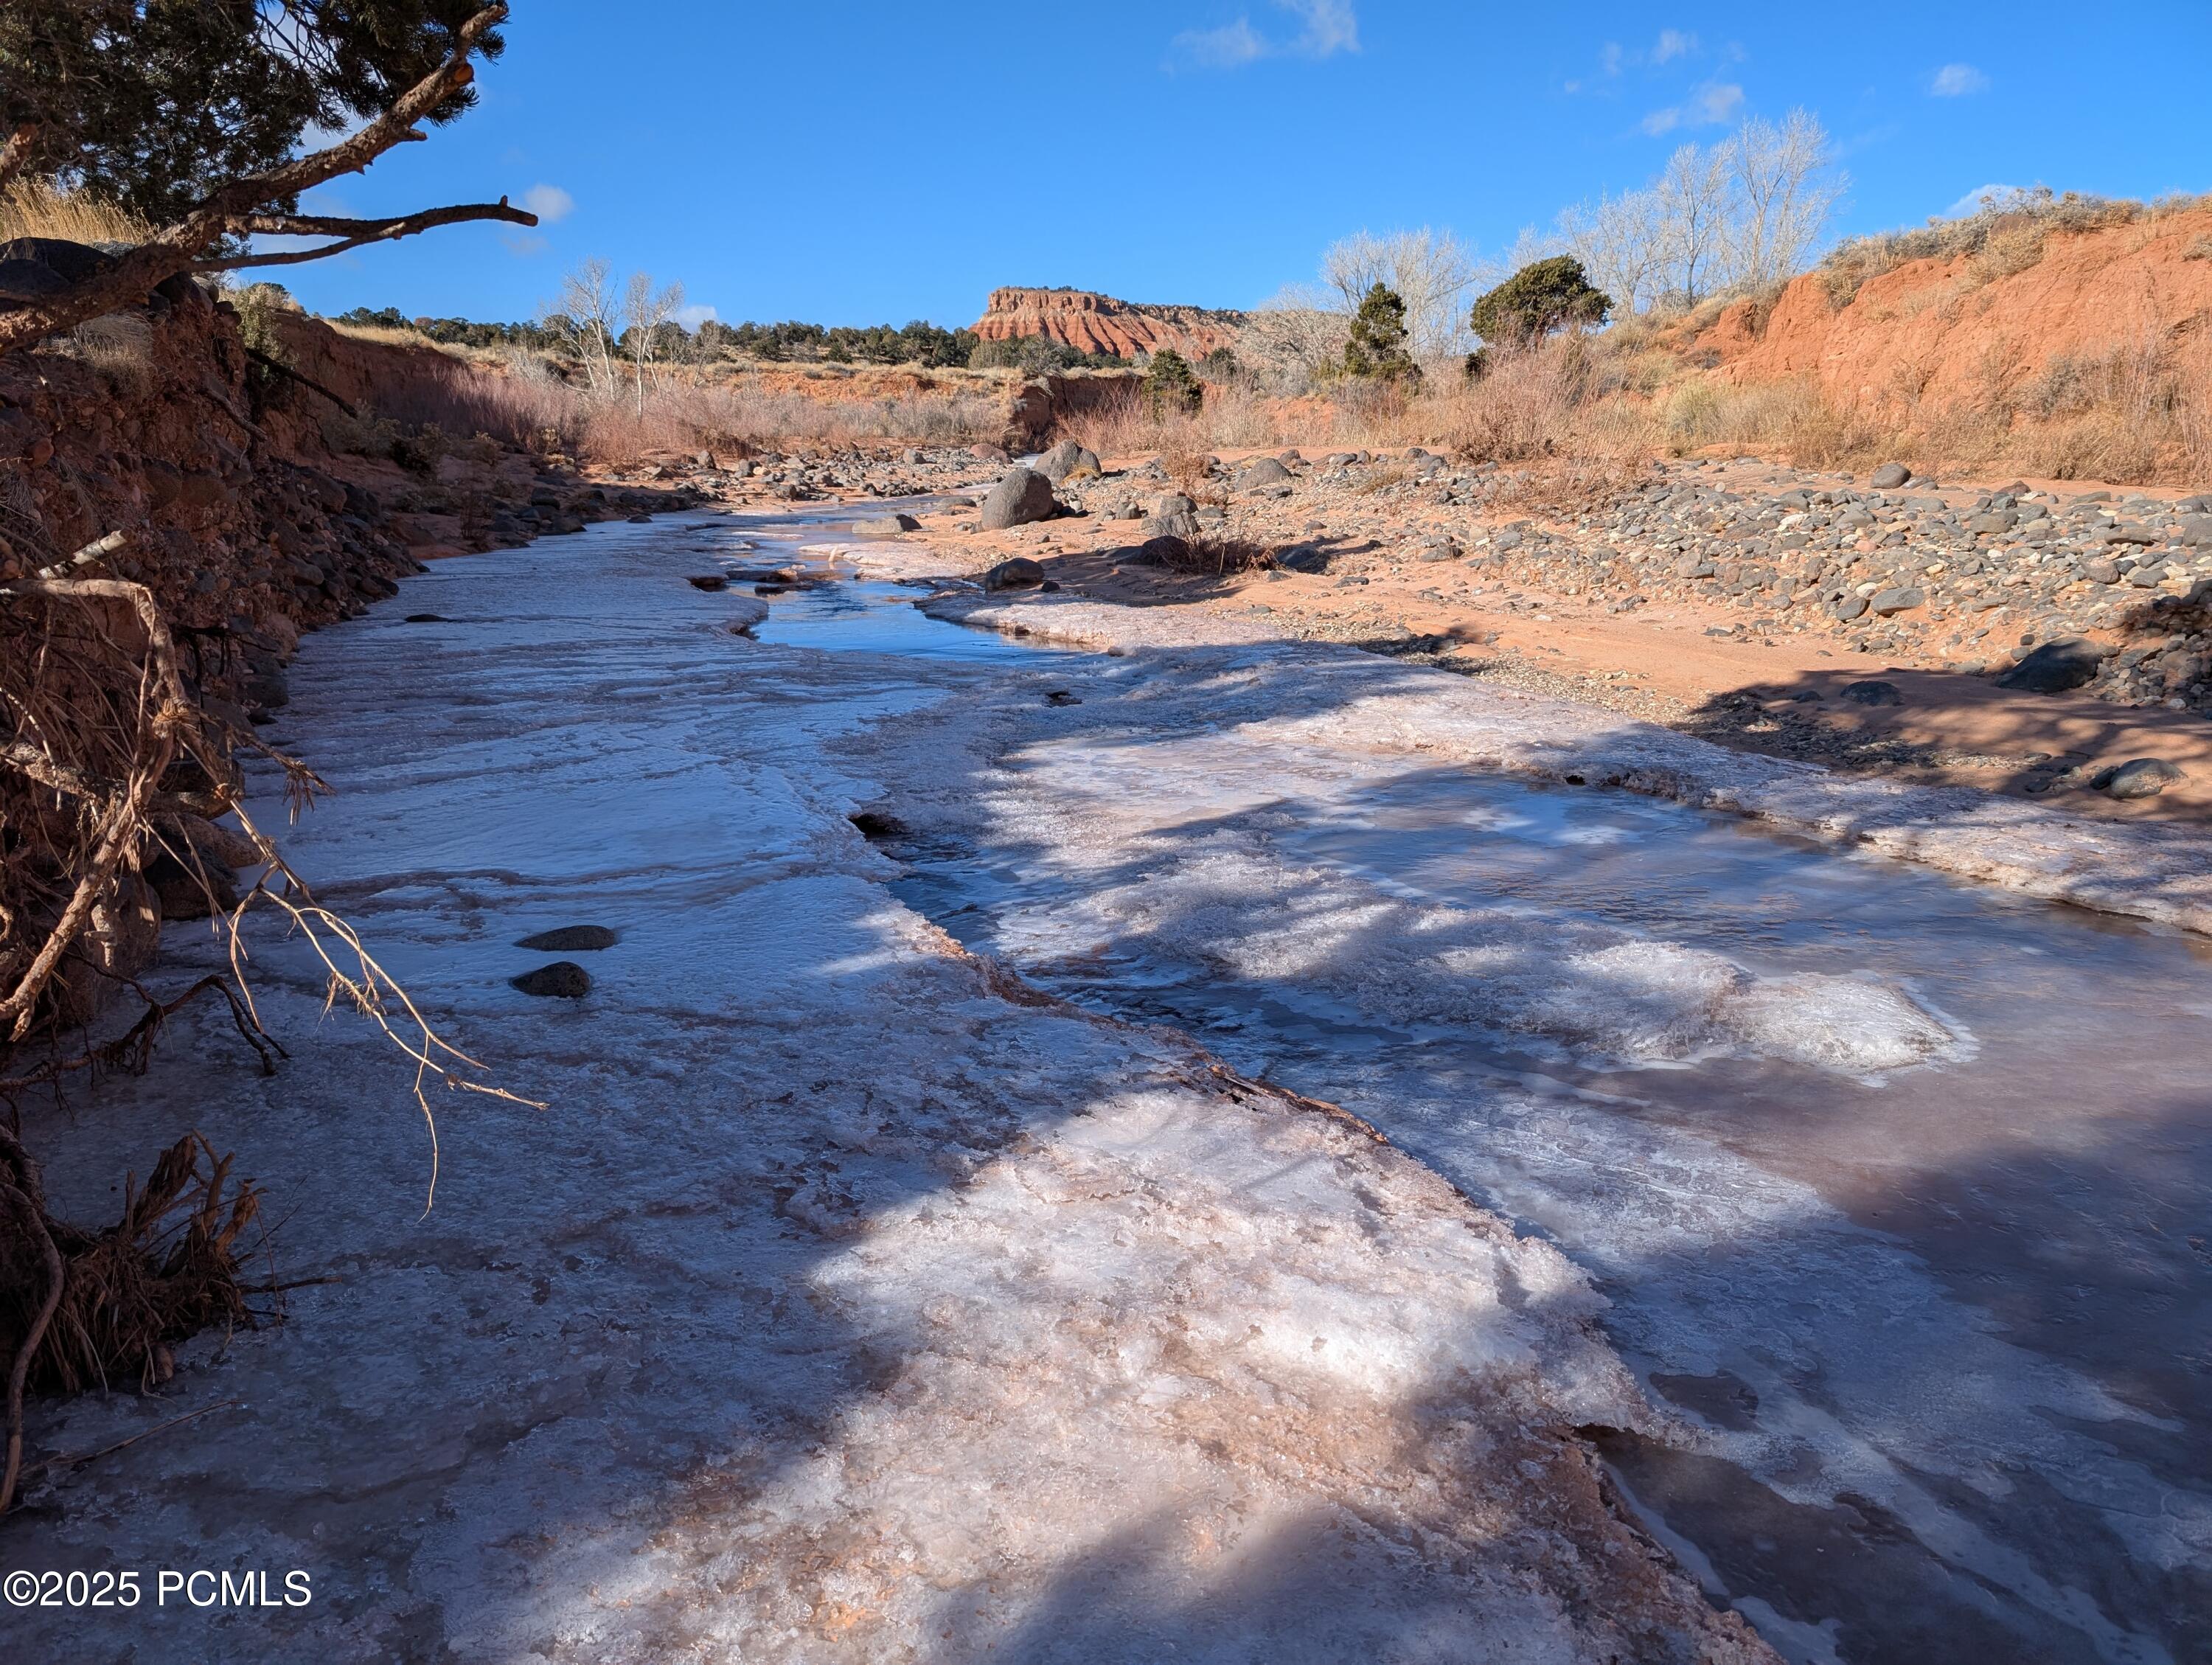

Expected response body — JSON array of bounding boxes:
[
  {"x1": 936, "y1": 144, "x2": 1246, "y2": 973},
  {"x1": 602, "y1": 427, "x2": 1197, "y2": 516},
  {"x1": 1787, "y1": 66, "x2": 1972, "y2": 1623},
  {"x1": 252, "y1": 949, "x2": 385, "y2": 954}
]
[
  {"x1": 1, "y1": 559, "x2": 536, "y2": 1512},
  {"x1": 0, "y1": 1126, "x2": 264, "y2": 1514}
]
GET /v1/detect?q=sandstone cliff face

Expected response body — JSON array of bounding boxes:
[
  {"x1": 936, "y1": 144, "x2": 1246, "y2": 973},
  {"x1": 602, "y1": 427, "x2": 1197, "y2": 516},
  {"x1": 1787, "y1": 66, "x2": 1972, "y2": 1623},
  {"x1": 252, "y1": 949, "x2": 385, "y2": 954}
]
[
  {"x1": 1702, "y1": 207, "x2": 2212, "y2": 409},
  {"x1": 971, "y1": 288, "x2": 1245, "y2": 360}
]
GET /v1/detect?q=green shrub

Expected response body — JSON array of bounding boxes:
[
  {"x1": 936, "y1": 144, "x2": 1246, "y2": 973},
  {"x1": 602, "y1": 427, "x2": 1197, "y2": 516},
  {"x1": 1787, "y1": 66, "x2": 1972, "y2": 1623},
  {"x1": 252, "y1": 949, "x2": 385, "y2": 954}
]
[
  {"x1": 1143, "y1": 348, "x2": 1203, "y2": 414},
  {"x1": 1342, "y1": 284, "x2": 1419, "y2": 385},
  {"x1": 968, "y1": 333, "x2": 1126, "y2": 373},
  {"x1": 1469, "y1": 257, "x2": 1610, "y2": 347}
]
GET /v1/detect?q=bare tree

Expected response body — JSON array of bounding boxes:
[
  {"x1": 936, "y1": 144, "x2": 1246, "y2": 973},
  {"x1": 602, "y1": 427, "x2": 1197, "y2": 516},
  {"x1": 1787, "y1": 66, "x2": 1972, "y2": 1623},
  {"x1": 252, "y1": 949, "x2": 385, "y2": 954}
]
[
  {"x1": 1725, "y1": 110, "x2": 1846, "y2": 290},
  {"x1": 0, "y1": 5, "x2": 532, "y2": 358},
  {"x1": 1554, "y1": 192, "x2": 1667, "y2": 316},
  {"x1": 1319, "y1": 228, "x2": 1492, "y2": 362},
  {"x1": 544, "y1": 258, "x2": 620, "y2": 396},
  {"x1": 1239, "y1": 282, "x2": 1350, "y2": 392},
  {"x1": 620, "y1": 271, "x2": 685, "y2": 417},
  {"x1": 1546, "y1": 106, "x2": 1845, "y2": 316},
  {"x1": 1652, "y1": 142, "x2": 1736, "y2": 305}
]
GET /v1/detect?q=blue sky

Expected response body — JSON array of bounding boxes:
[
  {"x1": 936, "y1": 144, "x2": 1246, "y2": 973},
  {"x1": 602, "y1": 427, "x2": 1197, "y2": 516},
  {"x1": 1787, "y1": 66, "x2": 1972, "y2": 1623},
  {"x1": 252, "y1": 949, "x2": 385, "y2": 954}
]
[{"x1": 274, "y1": 1, "x2": 2212, "y2": 328}]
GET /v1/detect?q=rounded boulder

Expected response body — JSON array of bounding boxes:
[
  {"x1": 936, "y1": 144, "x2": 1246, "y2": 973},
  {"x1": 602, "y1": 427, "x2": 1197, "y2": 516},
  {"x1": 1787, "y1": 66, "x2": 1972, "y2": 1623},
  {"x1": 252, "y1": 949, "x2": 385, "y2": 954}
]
[{"x1": 981, "y1": 468, "x2": 1059, "y2": 530}]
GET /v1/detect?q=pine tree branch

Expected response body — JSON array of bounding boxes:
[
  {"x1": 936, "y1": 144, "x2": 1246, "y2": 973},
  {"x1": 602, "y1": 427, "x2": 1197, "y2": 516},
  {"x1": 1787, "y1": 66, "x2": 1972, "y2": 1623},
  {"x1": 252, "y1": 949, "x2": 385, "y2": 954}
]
[
  {"x1": 198, "y1": 201, "x2": 533, "y2": 271},
  {"x1": 0, "y1": 5, "x2": 512, "y2": 357}
]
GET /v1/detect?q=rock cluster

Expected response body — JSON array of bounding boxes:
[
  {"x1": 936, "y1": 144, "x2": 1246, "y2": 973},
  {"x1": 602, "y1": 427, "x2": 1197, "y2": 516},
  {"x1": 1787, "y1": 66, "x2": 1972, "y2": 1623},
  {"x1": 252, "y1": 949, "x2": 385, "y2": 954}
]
[{"x1": 1119, "y1": 445, "x2": 2212, "y2": 715}]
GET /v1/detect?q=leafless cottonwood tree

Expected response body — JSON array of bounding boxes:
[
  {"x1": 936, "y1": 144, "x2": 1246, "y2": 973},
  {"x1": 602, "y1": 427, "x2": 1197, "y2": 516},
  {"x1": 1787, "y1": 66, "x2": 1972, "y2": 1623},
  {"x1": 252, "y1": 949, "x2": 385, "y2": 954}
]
[
  {"x1": 1548, "y1": 108, "x2": 1846, "y2": 313},
  {"x1": 621, "y1": 271, "x2": 685, "y2": 417},
  {"x1": 1239, "y1": 285, "x2": 1350, "y2": 392},
  {"x1": 0, "y1": 4, "x2": 532, "y2": 358},
  {"x1": 1726, "y1": 110, "x2": 1848, "y2": 289},
  {"x1": 1319, "y1": 228, "x2": 1492, "y2": 361},
  {"x1": 546, "y1": 257, "x2": 622, "y2": 396}
]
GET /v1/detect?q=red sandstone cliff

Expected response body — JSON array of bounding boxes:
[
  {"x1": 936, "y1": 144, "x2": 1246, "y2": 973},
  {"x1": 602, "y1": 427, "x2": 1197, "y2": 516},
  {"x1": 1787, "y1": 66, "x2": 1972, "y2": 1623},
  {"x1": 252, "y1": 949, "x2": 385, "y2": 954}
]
[{"x1": 971, "y1": 288, "x2": 1245, "y2": 360}]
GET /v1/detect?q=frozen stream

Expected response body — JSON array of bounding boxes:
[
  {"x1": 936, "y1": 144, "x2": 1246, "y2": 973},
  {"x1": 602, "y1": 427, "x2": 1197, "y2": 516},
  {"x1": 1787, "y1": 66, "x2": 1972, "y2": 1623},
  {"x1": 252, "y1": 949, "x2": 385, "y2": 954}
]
[
  {"x1": 759, "y1": 535, "x2": 2212, "y2": 1663},
  {"x1": 10, "y1": 504, "x2": 2205, "y2": 1664}
]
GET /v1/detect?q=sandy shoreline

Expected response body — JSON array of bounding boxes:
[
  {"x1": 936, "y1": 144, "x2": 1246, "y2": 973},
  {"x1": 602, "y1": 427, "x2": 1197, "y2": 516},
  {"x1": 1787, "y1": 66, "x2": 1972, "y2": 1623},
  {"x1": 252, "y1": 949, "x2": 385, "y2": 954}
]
[{"x1": 741, "y1": 444, "x2": 2212, "y2": 827}]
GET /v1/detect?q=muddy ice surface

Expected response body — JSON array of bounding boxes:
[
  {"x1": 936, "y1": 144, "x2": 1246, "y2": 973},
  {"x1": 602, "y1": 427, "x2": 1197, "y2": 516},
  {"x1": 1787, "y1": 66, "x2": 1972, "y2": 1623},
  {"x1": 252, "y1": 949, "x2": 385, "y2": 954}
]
[
  {"x1": 3, "y1": 512, "x2": 1767, "y2": 1665},
  {"x1": 805, "y1": 562, "x2": 2211, "y2": 1664}
]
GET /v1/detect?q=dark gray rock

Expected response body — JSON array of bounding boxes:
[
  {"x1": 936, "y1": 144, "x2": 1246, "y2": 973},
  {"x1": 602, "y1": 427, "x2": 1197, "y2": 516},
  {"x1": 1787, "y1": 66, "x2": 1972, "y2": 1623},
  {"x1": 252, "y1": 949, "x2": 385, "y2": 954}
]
[
  {"x1": 980, "y1": 469, "x2": 1058, "y2": 530},
  {"x1": 686, "y1": 574, "x2": 728, "y2": 591},
  {"x1": 1841, "y1": 679, "x2": 1903, "y2": 706},
  {"x1": 853, "y1": 513, "x2": 922, "y2": 534},
  {"x1": 1234, "y1": 457, "x2": 1293, "y2": 490},
  {"x1": 1276, "y1": 547, "x2": 1331, "y2": 574},
  {"x1": 984, "y1": 556, "x2": 1046, "y2": 591},
  {"x1": 1035, "y1": 440, "x2": 1102, "y2": 484},
  {"x1": 1869, "y1": 585, "x2": 1925, "y2": 616},
  {"x1": 517, "y1": 925, "x2": 619, "y2": 952},
  {"x1": 1994, "y1": 637, "x2": 2106, "y2": 693},
  {"x1": 1869, "y1": 462, "x2": 1911, "y2": 490},
  {"x1": 512, "y1": 962, "x2": 591, "y2": 998},
  {"x1": 1835, "y1": 596, "x2": 1869, "y2": 621},
  {"x1": 2092, "y1": 757, "x2": 2185, "y2": 799}
]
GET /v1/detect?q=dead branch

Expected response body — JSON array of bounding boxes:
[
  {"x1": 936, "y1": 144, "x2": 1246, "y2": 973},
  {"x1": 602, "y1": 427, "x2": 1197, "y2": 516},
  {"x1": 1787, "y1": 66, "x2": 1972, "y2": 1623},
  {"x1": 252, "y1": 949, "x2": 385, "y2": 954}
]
[
  {"x1": 0, "y1": 975, "x2": 285, "y2": 1098},
  {"x1": 9, "y1": 1398, "x2": 241, "y2": 1504},
  {"x1": 239, "y1": 347, "x2": 360, "y2": 419},
  {"x1": 33, "y1": 529, "x2": 130, "y2": 582},
  {"x1": 0, "y1": 4, "x2": 523, "y2": 357},
  {"x1": 0, "y1": 574, "x2": 194, "y2": 1041}
]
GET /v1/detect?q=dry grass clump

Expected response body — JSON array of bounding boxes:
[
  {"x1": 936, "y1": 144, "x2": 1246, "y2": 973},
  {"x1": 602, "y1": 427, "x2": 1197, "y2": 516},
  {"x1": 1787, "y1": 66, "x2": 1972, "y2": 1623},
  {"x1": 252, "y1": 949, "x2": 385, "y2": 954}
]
[
  {"x1": 1816, "y1": 189, "x2": 2212, "y2": 308},
  {"x1": 1141, "y1": 535, "x2": 1275, "y2": 576},
  {"x1": 1062, "y1": 385, "x2": 1301, "y2": 461},
  {"x1": 337, "y1": 357, "x2": 1005, "y2": 467},
  {"x1": 1656, "y1": 375, "x2": 1898, "y2": 468},
  {"x1": 0, "y1": 181, "x2": 152, "y2": 247}
]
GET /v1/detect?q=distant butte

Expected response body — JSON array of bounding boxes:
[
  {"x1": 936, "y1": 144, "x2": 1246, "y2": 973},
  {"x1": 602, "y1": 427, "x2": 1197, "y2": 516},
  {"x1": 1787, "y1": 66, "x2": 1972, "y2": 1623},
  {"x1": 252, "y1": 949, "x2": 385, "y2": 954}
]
[{"x1": 970, "y1": 287, "x2": 1246, "y2": 359}]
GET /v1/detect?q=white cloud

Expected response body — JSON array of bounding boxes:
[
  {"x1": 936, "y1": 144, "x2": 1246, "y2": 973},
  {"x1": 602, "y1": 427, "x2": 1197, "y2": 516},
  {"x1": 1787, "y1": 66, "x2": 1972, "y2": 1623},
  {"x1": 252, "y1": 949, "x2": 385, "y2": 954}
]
[
  {"x1": 1944, "y1": 182, "x2": 2028, "y2": 218},
  {"x1": 1600, "y1": 40, "x2": 1624, "y2": 75},
  {"x1": 1694, "y1": 80, "x2": 1744, "y2": 122},
  {"x1": 1168, "y1": 0, "x2": 1358, "y2": 71},
  {"x1": 1930, "y1": 63, "x2": 1990, "y2": 96},
  {"x1": 1172, "y1": 16, "x2": 1267, "y2": 67},
  {"x1": 501, "y1": 231, "x2": 549, "y2": 257},
  {"x1": 1287, "y1": 0, "x2": 1359, "y2": 56},
  {"x1": 1641, "y1": 79, "x2": 1742, "y2": 134},
  {"x1": 675, "y1": 303, "x2": 720, "y2": 330},
  {"x1": 519, "y1": 183, "x2": 574, "y2": 224},
  {"x1": 1653, "y1": 28, "x2": 1697, "y2": 63}
]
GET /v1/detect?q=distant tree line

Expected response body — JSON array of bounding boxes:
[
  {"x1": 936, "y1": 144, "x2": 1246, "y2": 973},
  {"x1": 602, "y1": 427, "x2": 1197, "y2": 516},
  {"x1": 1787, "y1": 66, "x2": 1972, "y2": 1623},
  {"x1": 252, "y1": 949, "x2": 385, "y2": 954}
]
[
  {"x1": 336, "y1": 305, "x2": 561, "y2": 350},
  {"x1": 330, "y1": 305, "x2": 1138, "y2": 372}
]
